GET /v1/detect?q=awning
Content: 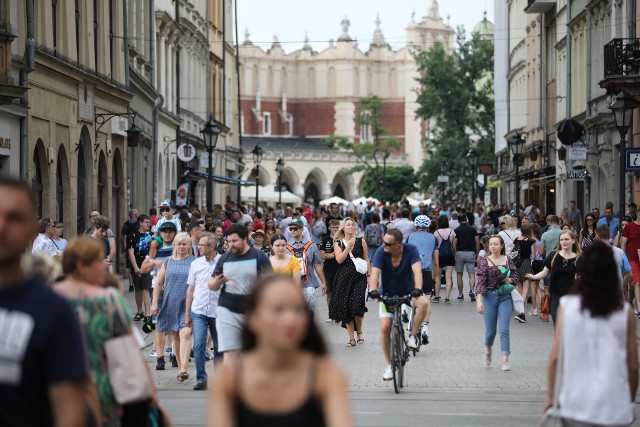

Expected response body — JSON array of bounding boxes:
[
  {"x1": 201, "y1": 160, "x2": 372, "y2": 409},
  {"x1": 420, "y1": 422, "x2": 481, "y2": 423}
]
[{"x1": 188, "y1": 171, "x2": 255, "y2": 186}]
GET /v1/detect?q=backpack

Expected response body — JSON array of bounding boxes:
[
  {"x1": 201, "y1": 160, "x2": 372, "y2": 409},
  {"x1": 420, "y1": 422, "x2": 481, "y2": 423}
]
[
  {"x1": 509, "y1": 239, "x2": 522, "y2": 267},
  {"x1": 365, "y1": 224, "x2": 383, "y2": 247},
  {"x1": 287, "y1": 241, "x2": 314, "y2": 282},
  {"x1": 437, "y1": 230, "x2": 455, "y2": 260}
]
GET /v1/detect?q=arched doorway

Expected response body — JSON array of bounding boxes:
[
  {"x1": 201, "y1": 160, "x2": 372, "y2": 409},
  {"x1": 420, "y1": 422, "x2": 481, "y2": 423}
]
[
  {"x1": 97, "y1": 151, "x2": 108, "y2": 213},
  {"x1": 304, "y1": 183, "x2": 320, "y2": 205},
  {"x1": 32, "y1": 140, "x2": 48, "y2": 218},
  {"x1": 112, "y1": 149, "x2": 124, "y2": 272},
  {"x1": 56, "y1": 145, "x2": 70, "y2": 223},
  {"x1": 334, "y1": 184, "x2": 345, "y2": 199},
  {"x1": 76, "y1": 127, "x2": 92, "y2": 235}
]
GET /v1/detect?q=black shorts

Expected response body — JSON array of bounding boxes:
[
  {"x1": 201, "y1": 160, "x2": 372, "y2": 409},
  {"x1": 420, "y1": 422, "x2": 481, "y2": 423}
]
[
  {"x1": 422, "y1": 270, "x2": 435, "y2": 295},
  {"x1": 131, "y1": 271, "x2": 152, "y2": 291},
  {"x1": 440, "y1": 255, "x2": 456, "y2": 267},
  {"x1": 324, "y1": 269, "x2": 337, "y2": 293},
  {"x1": 531, "y1": 260, "x2": 544, "y2": 275}
]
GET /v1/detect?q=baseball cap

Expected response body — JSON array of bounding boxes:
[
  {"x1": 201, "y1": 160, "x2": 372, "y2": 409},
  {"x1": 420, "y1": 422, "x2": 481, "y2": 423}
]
[
  {"x1": 158, "y1": 199, "x2": 175, "y2": 209},
  {"x1": 289, "y1": 219, "x2": 304, "y2": 228},
  {"x1": 159, "y1": 222, "x2": 178, "y2": 232}
]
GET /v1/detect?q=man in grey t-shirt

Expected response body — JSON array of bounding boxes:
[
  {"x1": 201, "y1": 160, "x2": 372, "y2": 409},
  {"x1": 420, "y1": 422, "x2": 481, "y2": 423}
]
[
  {"x1": 566, "y1": 200, "x2": 582, "y2": 234},
  {"x1": 287, "y1": 219, "x2": 325, "y2": 315}
]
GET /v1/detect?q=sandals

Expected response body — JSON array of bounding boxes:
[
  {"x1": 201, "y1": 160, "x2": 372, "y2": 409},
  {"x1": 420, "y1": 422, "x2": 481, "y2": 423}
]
[
  {"x1": 346, "y1": 339, "x2": 357, "y2": 347},
  {"x1": 356, "y1": 331, "x2": 365, "y2": 345},
  {"x1": 133, "y1": 312, "x2": 144, "y2": 321},
  {"x1": 177, "y1": 372, "x2": 189, "y2": 382}
]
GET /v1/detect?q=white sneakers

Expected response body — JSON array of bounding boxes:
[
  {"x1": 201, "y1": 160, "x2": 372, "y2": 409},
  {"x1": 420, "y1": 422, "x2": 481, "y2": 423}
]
[
  {"x1": 407, "y1": 335, "x2": 418, "y2": 350},
  {"x1": 501, "y1": 361, "x2": 511, "y2": 371},
  {"x1": 383, "y1": 365, "x2": 393, "y2": 381},
  {"x1": 483, "y1": 350, "x2": 492, "y2": 367}
]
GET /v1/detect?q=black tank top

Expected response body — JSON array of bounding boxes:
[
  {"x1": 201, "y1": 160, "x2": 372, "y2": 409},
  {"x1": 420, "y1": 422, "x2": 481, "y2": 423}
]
[{"x1": 234, "y1": 358, "x2": 326, "y2": 427}]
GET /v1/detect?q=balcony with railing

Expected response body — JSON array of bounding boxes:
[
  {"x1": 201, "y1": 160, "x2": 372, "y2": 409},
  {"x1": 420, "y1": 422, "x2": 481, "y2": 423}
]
[
  {"x1": 524, "y1": 0, "x2": 556, "y2": 14},
  {"x1": 600, "y1": 38, "x2": 640, "y2": 100}
]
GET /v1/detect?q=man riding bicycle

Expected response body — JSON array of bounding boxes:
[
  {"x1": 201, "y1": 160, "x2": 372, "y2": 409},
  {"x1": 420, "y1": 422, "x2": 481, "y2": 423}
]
[{"x1": 369, "y1": 228, "x2": 431, "y2": 381}]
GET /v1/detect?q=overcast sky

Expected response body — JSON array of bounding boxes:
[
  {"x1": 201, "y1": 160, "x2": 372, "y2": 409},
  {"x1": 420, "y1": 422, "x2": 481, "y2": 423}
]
[{"x1": 237, "y1": 0, "x2": 495, "y2": 53}]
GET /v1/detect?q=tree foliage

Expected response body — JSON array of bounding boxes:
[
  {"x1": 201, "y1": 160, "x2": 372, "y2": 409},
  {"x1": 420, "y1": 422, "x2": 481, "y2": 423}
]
[
  {"x1": 361, "y1": 166, "x2": 417, "y2": 202},
  {"x1": 325, "y1": 94, "x2": 412, "y2": 201},
  {"x1": 412, "y1": 27, "x2": 495, "y2": 203}
]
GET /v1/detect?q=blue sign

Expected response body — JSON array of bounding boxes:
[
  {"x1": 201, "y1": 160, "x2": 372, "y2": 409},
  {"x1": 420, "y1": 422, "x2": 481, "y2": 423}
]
[{"x1": 626, "y1": 149, "x2": 640, "y2": 172}]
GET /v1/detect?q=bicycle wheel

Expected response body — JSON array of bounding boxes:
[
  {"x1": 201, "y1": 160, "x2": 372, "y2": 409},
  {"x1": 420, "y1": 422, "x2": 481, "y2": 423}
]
[
  {"x1": 390, "y1": 321, "x2": 401, "y2": 394},
  {"x1": 397, "y1": 326, "x2": 405, "y2": 389}
]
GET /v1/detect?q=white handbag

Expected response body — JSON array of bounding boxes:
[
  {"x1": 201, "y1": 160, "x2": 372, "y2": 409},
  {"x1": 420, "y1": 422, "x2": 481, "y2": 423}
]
[
  {"x1": 104, "y1": 289, "x2": 154, "y2": 404},
  {"x1": 510, "y1": 289, "x2": 525, "y2": 314},
  {"x1": 539, "y1": 320, "x2": 563, "y2": 427},
  {"x1": 343, "y1": 239, "x2": 368, "y2": 274}
]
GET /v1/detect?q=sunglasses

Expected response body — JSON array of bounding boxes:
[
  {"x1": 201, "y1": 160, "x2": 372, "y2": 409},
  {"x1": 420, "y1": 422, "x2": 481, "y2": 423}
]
[
  {"x1": 383, "y1": 241, "x2": 398, "y2": 247},
  {"x1": 289, "y1": 227, "x2": 300, "y2": 231},
  {"x1": 160, "y1": 208, "x2": 171, "y2": 212}
]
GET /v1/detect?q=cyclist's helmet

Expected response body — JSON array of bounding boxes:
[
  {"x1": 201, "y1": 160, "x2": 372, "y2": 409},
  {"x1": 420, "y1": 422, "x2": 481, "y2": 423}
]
[{"x1": 414, "y1": 215, "x2": 431, "y2": 229}]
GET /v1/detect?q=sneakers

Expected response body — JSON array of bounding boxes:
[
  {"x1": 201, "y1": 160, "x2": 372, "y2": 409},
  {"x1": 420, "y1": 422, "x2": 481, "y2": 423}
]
[
  {"x1": 149, "y1": 349, "x2": 157, "y2": 357},
  {"x1": 431, "y1": 296, "x2": 440, "y2": 303},
  {"x1": 483, "y1": 350, "x2": 491, "y2": 367},
  {"x1": 407, "y1": 335, "x2": 418, "y2": 350},
  {"x1": 532, "y1": 308, "x2": 539, "y2": 316},
  {"x1": 456, "y1": 294, "x2": 464, "y2": 301},
  {"x1": 382, "y1": 365, "x2": 393, "y2": 381},
  {"x1": 469, "y1": 292, "x2": 476, "y2": 302},
  {"x1": 444, "y1": 298, "x2": 450, "y2": 304},
  {"x1": 156, "y1": 357, "x2": 165, "y2": 371},
  {"x1": 421, "y1": 332, "x2": 429, "y2": 345},
  {"x1": 501, "y1": 361, "x2": 511, "y2": 371},
  {"x1": 170, "y1": 354, "x2": 178, "y2": 368},
  {"x1": 401, "y1": 312, "x2": 409, "y2": 323},
  {"x1": 325, "y1": 318, "x2": 334, "y2": 323},
  {"x1": 165, "y1": 347, "x2": 173, "y2": 355},
  {"x1": 193, "y1": 382, "x2": 207, "y2": 391},
  {"x1": 514, "y1": 313, "x2": 526, "y2": 323},
  {"x1": 527, "y1": 308, "x2": 535, "y2": 316},
  {"x1": 205, "y1": 350, "x2": 212, "y2": 361}
]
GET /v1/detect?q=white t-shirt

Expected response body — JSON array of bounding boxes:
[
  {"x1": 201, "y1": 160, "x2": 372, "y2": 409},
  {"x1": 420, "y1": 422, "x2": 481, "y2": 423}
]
[
  {"x1": 187, "y1": 255, "x2": 221, "y2": 318},
  {"x1": 498, "y1": 229, "x2": 521, "y2": 255}
]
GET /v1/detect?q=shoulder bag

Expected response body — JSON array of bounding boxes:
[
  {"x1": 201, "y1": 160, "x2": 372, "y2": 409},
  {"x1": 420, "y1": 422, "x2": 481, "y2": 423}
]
[
  {"x1": 343, "y1": 238, "x2": 368, "y2": 274},
  {"x1": 539, "y1": 253, "x2": 559, "y2": 316},
  {"x1": 539, "y1": 316, "x2": 564, "y2": 427},
  {"x1": 104, "y1": 289, "x2": 154, "y2": 404}
]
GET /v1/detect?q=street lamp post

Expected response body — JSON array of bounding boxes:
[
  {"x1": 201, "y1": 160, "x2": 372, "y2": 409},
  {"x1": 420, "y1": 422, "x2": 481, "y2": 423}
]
[
  {"x1": 609, "y1": 91, "x2": 637, "y2": 216},
  {"x1": 507, "y1": 132, "x2": 525, "y2": 218},
  {"x1": 251, "y1": 145, "x2": 264, "y2": 210},
  {"x1": 201, "y1": 115, "x2": 221, "y2": 212},
  {"x1": 466, "y1": 149, "x2": 478, "y2": 206},
  {"x1": 383, "y1": 152, "x2": 389, "y2": 202},
  {"x1": 440, "y1": 159, "x2": 448, "y2": 204},
  {"x1": 276, "y1": 157, "x2": 285, "y2": 207}
]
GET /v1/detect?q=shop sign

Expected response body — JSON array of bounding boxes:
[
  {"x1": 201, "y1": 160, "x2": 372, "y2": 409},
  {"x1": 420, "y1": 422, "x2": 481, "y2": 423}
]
[
  {"x1": 567, "y1": 146, "x2": 587, "y2": 161},
  {"x1": 567, "y1": 170, "x2": 586, "y2": 180}
]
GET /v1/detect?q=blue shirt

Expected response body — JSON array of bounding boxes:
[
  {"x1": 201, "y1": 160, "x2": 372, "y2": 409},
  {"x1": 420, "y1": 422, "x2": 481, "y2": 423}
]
[
  {"x1": 372, "y1": 243, "x2": 422, "y2": 295},
  {"x1": 597, "y1": 217, "x2": 620, "y2": 243},
  {"x1": 407, "y1": 231, "x2": 436, "y2": 271}
]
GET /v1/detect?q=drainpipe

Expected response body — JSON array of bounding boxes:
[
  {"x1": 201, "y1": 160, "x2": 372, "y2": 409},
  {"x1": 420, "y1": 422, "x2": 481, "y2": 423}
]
[
  {"x1": 586, "y1": 11, "x2": 591, "y2": 118},
  {"x1": 222, "y1": 0, "x2": 226, "y2": 121},
  {"x1": 123, "y1": 0, "x2": 130, "y2": 88},
  {"x1": 19, "y1": 0, "x2": 35, "y2": 182},
  {"x1": 175, "y1": 0, "x2": 181, "y2": 191},
  {"x1": 150, "y1": 0, "x2": 162, "y2": 207},
  {"x1": 234, "y1": 0, "x2": 243, "y2": 204},
  {"x1": 565, "y1": 0, "x2": 571, "y2": 119}
]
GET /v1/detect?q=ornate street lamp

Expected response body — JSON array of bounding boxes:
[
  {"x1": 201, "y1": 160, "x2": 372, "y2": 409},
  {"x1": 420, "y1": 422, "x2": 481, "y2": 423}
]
[
  {"x1": 201, "y1": 114, "x2": 221, "y2": 212},
  {"x1": 507, "y1": 132, "x2": 526, "y2": 218},
  {"x1": 276, "y1": 157, "x2": 285, "y2": 207},
  {"x1": 251, "y1": 145, "x2": 264, "y2": 209},
  {"x1": 609, "y1": 91, "x2": 637, "y2": 216},
  {"x1": 466, "y1": 148, "x2": 478, "y2": 205}
]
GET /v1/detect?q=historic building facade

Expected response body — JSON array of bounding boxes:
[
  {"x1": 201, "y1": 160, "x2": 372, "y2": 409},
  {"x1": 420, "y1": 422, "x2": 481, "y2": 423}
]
[{"x1": 238, "y1": 1, "x2": 455, "y2": 203}]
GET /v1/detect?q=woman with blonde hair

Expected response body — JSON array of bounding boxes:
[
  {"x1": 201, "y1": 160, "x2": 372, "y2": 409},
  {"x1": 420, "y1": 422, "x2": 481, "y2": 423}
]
[
  {"x1": 526, "y1": 230, "x2": 582, "y2": 326},
  {"x1": 54, "y1": 237, "x2": 165, "y2": 425},
  {"x1": 151, "y1": 231, "x2": 197, "y2": 381},
  {"x1": 498, "y1": 215, "x2": 521, "y2": 256},
  {"x1": 329, "y1": 218, "x2": 370, "y2": 347}
]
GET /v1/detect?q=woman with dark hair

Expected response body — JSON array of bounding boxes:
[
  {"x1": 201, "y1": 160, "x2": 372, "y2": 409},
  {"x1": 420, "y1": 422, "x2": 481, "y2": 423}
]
[
  {"x1": 545, "y1": 241, "x2": 637, "y2": 426},
  {"x1": 579, "y1": 213, "x2": 597, "y2": 249},
  {"x1": 475, "y1": 235, "x2": 519, "y2": 371},
  {"x1": 264, "y1": 217, "x2": 278, "y2": 245},
  {"x1": 433, "y1": 215, "x2": 456, "y2": 303},
  {"x1": 270, "y1": 234, "x2": 302, "y2": 287},
  {"x1": 209, "y1": 275, "x2": 352, "y2": 427}
]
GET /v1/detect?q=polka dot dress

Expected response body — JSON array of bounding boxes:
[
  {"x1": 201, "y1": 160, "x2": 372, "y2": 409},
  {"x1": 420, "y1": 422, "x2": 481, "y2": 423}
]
[{"x1": 329, "y1": 237, "x2": 368, "y2": 328}]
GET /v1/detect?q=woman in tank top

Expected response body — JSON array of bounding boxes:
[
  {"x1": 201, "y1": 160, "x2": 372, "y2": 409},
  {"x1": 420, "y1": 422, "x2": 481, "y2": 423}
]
[
  {"x1": 209, "y1": 275, "x2": 352, "y2": 427},
  {"x1": 546, "y1": 241, "x2": 637, "y2": 426}
]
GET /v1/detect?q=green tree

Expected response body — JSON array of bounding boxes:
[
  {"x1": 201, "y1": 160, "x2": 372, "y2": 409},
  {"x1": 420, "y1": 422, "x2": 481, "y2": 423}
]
[
  {"x1": 325, "y1": 94, "x2": 410, "y2": 201},
  {"x1": 361, "y1": 166, "x2": 417, "y2": 202},
  {"x1": 412, "y1": 27, "x2": 494, "y2": 203}
]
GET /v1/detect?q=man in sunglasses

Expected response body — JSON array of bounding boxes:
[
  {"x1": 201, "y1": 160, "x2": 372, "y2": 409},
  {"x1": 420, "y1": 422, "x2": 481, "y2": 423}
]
[
  {"x1": 368, "y1": 228, "x2": 431, "y2": 381},
  {"x1": 153, "y1": 199, "x2": 182, "y2": 233}
]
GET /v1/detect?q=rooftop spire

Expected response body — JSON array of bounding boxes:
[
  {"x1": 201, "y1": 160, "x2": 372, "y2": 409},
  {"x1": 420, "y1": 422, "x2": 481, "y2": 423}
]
[
  {"x1": 303, "y1": 31, "x2": 312, "y2": 51},
  {"x1": 337, "y1": 16, "x2": 352, "y2": 42},
  {"x1": 243, "y1": 28, "x2": 252, "y2": 46},
  {"x1": 371, "y1": 13, "x2": 387, "y2": 48}
]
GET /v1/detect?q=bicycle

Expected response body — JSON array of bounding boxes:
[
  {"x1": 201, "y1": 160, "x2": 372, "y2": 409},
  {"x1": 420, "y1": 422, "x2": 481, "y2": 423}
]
[{"x1": 374, "y1": 293, "x2": 413, "y2": 394}]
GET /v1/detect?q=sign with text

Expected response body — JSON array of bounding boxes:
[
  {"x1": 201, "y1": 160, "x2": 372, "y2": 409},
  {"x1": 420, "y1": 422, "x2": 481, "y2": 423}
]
[
  {"x1": 437, "y1": 175, "x2": 449, "y2": 183},
  {"x1": 567, "y1": 170, "x2": 586, "y2": 180},
  {"x1": 626, "y1": 149, "x2": 640, "y2": 172},
  {"x1": 567, "y1": 146, "x2": 587, "y2": 161}
]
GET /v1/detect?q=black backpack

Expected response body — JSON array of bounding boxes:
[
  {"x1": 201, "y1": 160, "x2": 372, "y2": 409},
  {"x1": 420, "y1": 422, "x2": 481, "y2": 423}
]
[{"x1": 437, "y1": 230, "x2": 454, "y2": 260}]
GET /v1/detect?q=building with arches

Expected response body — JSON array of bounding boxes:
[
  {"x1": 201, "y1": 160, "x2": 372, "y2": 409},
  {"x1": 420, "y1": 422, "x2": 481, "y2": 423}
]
[{"x1": 238, "y1": 1, "x2": 455, "y2": 204}]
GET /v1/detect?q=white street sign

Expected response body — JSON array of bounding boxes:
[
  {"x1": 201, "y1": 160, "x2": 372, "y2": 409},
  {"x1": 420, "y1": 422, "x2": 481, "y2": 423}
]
[
  {"x1": 567, "y1": 146, "x2": 587, "y2": 161},
  {"x1": 437, "y1": 175, "x2": 449, "y2": 183}
]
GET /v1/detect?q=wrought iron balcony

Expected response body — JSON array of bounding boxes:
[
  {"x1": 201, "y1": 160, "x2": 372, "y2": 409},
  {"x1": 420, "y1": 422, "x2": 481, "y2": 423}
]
[
  {"x1": 524, "y1": 0, "x2": 556, "y2": 14},
  {"x1": 604, "y1": 38, "x2": 640, "y2": 78}
]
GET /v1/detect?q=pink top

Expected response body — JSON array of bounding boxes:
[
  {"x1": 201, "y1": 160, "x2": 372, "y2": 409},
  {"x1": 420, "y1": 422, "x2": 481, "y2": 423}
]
[{"x1": 434, "y1": 228, "x2": 455, "y2": 246}]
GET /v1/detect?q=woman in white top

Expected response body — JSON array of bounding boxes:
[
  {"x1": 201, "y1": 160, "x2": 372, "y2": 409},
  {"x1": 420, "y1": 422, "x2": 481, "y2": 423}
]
[
  {"x1": 498, "y1": 215, "x2": 521, "y2": 256},
  {"x1": 546, "y1": 241, "x2": 637, "y2": 426}
]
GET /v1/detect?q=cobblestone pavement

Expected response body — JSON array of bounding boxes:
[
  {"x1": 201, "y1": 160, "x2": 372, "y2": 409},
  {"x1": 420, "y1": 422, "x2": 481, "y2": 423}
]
[{"x1": 123, "y1": 280, "x2": 640, "y2": 426}]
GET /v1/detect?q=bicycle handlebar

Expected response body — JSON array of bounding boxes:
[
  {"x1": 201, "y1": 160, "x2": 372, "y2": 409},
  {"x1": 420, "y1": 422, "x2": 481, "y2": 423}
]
[{"x1": 369, "y1": 293, "x2": 413, "y2": 304}]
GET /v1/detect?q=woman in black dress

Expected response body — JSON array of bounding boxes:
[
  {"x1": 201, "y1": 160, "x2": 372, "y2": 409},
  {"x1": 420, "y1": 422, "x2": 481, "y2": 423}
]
[{"x1": 329, "y1": 218, "x2": 370, "y2": 347}]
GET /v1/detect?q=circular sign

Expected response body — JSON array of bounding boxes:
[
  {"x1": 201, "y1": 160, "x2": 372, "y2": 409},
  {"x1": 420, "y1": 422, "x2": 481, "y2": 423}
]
[{"x1": 177, "y1": 143, "x2": 196, "y2": 162}]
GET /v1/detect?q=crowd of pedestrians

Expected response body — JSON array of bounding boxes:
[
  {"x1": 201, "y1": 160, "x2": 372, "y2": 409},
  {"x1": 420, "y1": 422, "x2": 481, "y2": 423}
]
[{"x1": 5, "y1": 170, "x2": 640, "y2": 426}]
